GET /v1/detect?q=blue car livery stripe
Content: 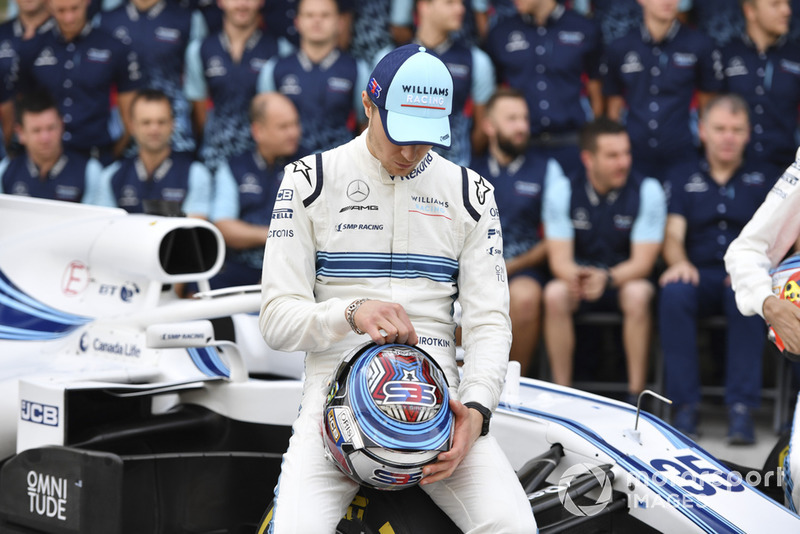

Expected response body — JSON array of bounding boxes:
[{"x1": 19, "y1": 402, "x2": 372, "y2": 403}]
[
  {"x1": 187, "y1": 347, "x2": 230, "y2": 378},
  {"x1": 316, "y1": 252, "x2": 458, "y2": 283},
  {"x1": 502, "y1": 382, "x2": 749, "y2": 534},
  {"x1": 0, "y1": 270, "x2": 90, "y2": 340}
]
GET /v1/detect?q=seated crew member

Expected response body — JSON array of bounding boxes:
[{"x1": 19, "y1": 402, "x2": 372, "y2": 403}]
[
  {"x1": 209, "y1": 92, "x2": 301, "y2": 289},
  {"x1": 469, "y1": 87, "x2": 565, "y2": 377},
  {"x1": 542, "y1": 117, "x2": 666, "y2": 402},
  {"x1": 92, "y1": 88, "x2": 212, "y2": 218},
  {"x1": 660, "y1": 94, "x2": 774, "y2": 443},
  {"x1": 0, "y1": 91, "x2": 102, "y2": 203}
]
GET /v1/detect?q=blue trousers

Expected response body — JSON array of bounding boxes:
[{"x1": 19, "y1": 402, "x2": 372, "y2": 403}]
[{"x1": 659, "y1": 266, "x2": 765, "y2": 407}]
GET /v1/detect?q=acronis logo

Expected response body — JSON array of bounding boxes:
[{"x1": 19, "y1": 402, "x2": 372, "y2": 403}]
[{"x1": 369, "y1": 78, "x2": 382, "y2": 99}]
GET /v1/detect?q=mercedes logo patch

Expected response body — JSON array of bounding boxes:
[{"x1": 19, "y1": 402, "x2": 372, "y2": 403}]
[{"x1": 347, "y1": 180, "x2": 370, "y2": 202}]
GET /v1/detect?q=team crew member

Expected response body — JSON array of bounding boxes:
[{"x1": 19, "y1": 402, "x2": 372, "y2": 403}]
[
  {"x1": 660, "y1": 95, "x2": 773, "y2": 443},
  {"x1": 0, "y1": 0, "x2": 53, "y2": 155},
  {"x1": 470, "y1": 88, "x2": 565, "y2": 377},
  {"x1": 14, "y1": 0, "x2": 143, "y2": 165},
  {"x1": 261, "y1": 0, "x2": 353, "y2": 47},
  {"x1": 0, "y1": 91, "x2": 102, "y2": 203},
  {"x1": 257, "y1": 0, "x2": 369, "y2": 157},
  {"x1": 209, "y1": 92, "x2": 300, "y2": 289},
  {"x1": 603, "y1": 0, "x2": 723, "y2": 182},
  {"x1": 99, "y1": 0, "x2": 199, "y2": 154},
  {"x1": 720, "y1": 0, "x2": 800, "y2": 170},
  {"x1": 259, "y1": 44, "x2": 536, "y2": 533},
  {"x1": 373, "y1": 0, "x2": 495, "y2": 166},
  {"x1": 485, "y1": 0, "x2": 603, "y2": 177},
  {"x1": 184, "y1": 0, "x2": 289, "y2": 172},
  {"x1": 542, "y1": 117, "x2": 666, "y2": 402},
  {"x1": 93, "y1": 89, "x2": 212, "y2": 217}
]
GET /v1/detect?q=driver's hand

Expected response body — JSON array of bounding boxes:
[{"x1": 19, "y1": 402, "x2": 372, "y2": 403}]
[
  {"x1": 352, "y1": 299, "x2": 418, "y2": 345},
  {"x1": 420, "y1": 398, "x2": 482, "y2": 486},
  {"x1": 764, "y1": 296, "x2": 800, "y2": 353}
]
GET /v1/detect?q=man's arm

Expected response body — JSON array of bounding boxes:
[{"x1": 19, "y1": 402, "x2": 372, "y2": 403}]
[
  {"x1": 506, "y1": 241, "x2": 547, "y2": 277},
  {"x1": 725, "y1": 153, "x2": 800, "y2": 318},
  {"x1": 609, "y1": 177, "x2": 666, "y2": 285},
  {"x1": 113, "y1": 90, "x2": 135, "y2": 157},
  {"x1": 1, "y1": 100, "x2": 14, "y2": 153},
  {"x1": 184, "y1": 39, "x2": 208, "y2": 145},
  {"x1": 215, "y1": 219, "x2": 269, "y2": 249},
  {"x1": 605, "y1": 95, "x2": 626, "y2": 122},
  {"x1": 469, "y1": 47, "x2": 496, "y2": 156},
  {"x1": 608, "y1": 241, "x2": 662, "y2": 286},
  {"x1": 586, "y1": 78, "x2": 604, "y2": 119},
  {"x1": 182, "y1": 161, "x2": 212, "y2": 219},
  {"x1": 659, "y1": 213, "x2": 699, "y2": 286}
]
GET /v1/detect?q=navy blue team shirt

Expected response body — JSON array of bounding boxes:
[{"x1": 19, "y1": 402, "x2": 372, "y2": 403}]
[
  {"x1": 0, "y1": 151, "x2": 100, "y2": 202},
  {"x1": 15, "y1": 23, "x2": 143, "y2": 153},
  {"x1": 185, "y1": 30, "x2": 280, "y2": 170},
  {"x1": 258, "y1": 49, "x2": 367, "y2": 157},
  {"x1": 721, "y1": 34, "x2": 800, "y2": 170},
  {"x1": 485, "y1": 4, "x2": 602, "y2": 137},
  {"x1": 602, "y1": 23, "x2": 723, "y2": 175},
  {"x1": 99, "y1": 1, "x2": 196, "y2": 153},
  {"x1": 106, "y1": 152, "x2": 207, "y2": 214},
  {"x1": 211, "y1": 150, "x2": 288, "y2": 274},
  {"x1": 469, "y1": 150, "x2": 557, "y2": 261},
  {"x1": 665, "y1": 157, "x2": 775, "y2": 267}
]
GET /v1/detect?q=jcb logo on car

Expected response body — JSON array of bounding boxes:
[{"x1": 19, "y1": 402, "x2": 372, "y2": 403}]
[{"x1": 20, "y1": 400, "x2": 59, "y2": 426}]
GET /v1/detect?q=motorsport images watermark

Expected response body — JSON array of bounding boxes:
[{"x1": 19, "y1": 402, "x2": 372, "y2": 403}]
[{"x1": 550, "y1": 462, "x2": 785, "y2": 516}]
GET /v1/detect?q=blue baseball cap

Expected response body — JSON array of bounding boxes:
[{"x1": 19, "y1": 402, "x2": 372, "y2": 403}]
[{"x1": 366, "y1": 45, "x2": 453, "y2": 149}]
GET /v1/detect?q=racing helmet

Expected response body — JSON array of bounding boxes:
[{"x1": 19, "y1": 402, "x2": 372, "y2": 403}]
[
  {"x1": 769, "y1": 252, "x2": 800, "y2": 358},
  {"x1": 322, "y1": 342, "x2": 454, "y2": 491}
]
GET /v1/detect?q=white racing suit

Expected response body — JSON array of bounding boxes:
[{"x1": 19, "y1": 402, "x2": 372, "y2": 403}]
[
  {"x1": 259, "y1": 130, "x2": 536, "y2": 533},
  {"x1": 724, "y1": 147, "x2": 800, "y2": 512}
]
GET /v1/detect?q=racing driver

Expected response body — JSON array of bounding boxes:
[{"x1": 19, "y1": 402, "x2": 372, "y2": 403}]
[{"x1": 259, "y1": 44, "x2": 536, "y2": 532}]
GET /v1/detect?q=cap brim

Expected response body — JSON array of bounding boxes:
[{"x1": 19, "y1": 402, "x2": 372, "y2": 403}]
[{"x1": 378, "y1": 107, "x2": 451, "y2": 150}]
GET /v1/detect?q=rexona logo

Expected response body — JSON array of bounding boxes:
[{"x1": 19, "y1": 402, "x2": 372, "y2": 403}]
[
  {"x1": 20, "y1": 400, "x2": 59, "y2": 426},
  {"x1": 27, "y1": 470, "x2": 68, "y2": 521}
]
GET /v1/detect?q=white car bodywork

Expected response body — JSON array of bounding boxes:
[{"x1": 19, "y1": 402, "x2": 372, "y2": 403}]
[{"x1": 0, "y1": 194, "x2": 798, "y2": 533}]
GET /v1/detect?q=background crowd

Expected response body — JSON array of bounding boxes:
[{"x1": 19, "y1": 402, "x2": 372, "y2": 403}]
[{"x1": 1, "y1": 0, "x2": 799, "y2": 444}]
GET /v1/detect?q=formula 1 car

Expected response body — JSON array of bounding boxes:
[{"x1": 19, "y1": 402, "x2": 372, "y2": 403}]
[{"x1": 0, "y1": 194, "x2": 798, "y2": 533}]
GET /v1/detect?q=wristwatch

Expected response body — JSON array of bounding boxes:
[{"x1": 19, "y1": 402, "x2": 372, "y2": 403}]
[{"x1": 464, "y1": 402, "x2": 491, "y2": 436}]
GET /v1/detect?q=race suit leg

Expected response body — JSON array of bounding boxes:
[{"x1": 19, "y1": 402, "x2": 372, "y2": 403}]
[
  {"x1": 421, "y1": 434, "x2": 538, "y2": 533},
  {"x1": 268, "y1": 369, "x2": 360, "y2": 533}
]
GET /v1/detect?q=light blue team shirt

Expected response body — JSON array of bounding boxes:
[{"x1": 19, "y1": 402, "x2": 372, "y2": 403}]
[
  {"x1": 210, "y1": 160, "x2": 241, "y2": 222},
  {"x1": 543, "y1": 172, "x2": 667, "y2": 243}
]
